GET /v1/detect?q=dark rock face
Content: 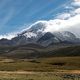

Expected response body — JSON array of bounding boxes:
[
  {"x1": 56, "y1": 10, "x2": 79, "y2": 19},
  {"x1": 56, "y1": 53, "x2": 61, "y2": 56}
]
[
  {"x1": 0, "y1": 38, "x2": 11, "y2": 46},
  {"x1": 38, "y1": 32, "x2": 55, "y2": 42},
  {"x1": 37, "y1": 32, "x2": 60, "y2": 46},
  {"x1": 0, "y1": 30, "x2": 80, "y2": 46}
]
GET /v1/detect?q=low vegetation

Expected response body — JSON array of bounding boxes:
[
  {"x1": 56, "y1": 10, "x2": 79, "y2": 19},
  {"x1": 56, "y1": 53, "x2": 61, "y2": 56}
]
[
  {"x1": 0, "y1": 57, "x2": 80, "y2": 71},
  {"x1": 0, "y1": 71, "x2": 80, "y2": 80},
  {"x1": 0, "y1": 44, "x2": 80, "y2": 59},
  {"x1": 0, "y1": 44, "x2": 80, "y2": 79}
]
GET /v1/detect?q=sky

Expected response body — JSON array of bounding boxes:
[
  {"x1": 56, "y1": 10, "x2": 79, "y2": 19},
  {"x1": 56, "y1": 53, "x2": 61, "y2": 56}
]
[{"x1": 0, "y1": 0, "x2": 80, "y2": 39}]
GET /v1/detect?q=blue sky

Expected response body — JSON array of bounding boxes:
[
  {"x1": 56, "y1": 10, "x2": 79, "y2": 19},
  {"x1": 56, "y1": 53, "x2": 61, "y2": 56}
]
[{"x1": 0, "y1": 0, "x2": 72, "y2": 35}]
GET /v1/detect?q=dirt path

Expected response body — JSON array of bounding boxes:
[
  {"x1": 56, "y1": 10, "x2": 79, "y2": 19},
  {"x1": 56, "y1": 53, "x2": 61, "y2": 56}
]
[
  {"x1": 56, "y1": 70, "x2": 80, "y2": 74},
  {"x1": 0, "y1": 70, "x2": 80, "y2": 74},
  {"x1": 0, "y1": 71, "x2": 35, "y2": 74},
  {"x1": 68, "y1": 70, "x2": 80, "y2": 74}
]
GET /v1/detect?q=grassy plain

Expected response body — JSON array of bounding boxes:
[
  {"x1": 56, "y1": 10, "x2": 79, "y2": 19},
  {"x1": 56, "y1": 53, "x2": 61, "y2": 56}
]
[
  {"x1": 0, "y1": 57, "x2": 80, "y2": 71},
  {"x1": 0, "y1": 45, "x2": 80, "y2": 80},
  {"x1": 0, "y1": 57, "x2": 80, "y2": 80}
]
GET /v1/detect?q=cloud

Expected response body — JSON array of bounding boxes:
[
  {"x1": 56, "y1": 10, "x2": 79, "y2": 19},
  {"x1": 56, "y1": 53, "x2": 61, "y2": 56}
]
[
  {"x1": 25, "y1": 13, "x2": 80, "y2": 38},
  {"x1": 74, "y1": 8, "x2": 80, "y2": 14},
  {"x1": 0, "y1": 32, "x2": 17, "y2": 40},
  {"x1": 41, "y1": 14, "x2": 80, "y2": 34},
  {"x1": 56, "y1": 13, "x2": 71, "y2": 19},
  {"x1": 25, "y1": 0, "x2": 80, "y2": 38},
  {"x1": 72, "y1": 0, "x2": 80, "y2": 6}
]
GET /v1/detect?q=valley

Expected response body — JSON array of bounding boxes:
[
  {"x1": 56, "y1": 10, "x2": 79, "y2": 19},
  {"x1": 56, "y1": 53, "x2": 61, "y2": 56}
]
[
  {"x1": 0, "y1": 44, "x2": 80, "y2": 80},
  {"x1": 0, "y1": 44, "x2": 80, "y2": 58}
]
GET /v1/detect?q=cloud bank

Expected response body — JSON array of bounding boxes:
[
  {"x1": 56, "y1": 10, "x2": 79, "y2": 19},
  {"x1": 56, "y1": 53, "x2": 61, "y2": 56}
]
[
  {"x1": 27, "y1": 0, "x2": 80, "y2": 38},
  {"x1": 0, "y1": 32, "x2": 17, "y2": 40}
]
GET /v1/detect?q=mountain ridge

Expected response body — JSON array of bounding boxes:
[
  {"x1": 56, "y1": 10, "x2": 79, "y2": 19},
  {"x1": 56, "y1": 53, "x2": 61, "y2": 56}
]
[{"x1": 0, "y1": 21, "x2": 80, "y2": 46}]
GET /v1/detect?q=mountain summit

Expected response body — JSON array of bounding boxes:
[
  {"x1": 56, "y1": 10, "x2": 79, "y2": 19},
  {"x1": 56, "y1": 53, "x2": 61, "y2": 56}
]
[{"x1": 0, "y1": 21, "x2": 80, "y2": 46}]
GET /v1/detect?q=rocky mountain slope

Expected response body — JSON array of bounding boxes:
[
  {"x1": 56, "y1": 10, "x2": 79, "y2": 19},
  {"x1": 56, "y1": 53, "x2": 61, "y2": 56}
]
[{"x1": 0, "y1": 21, "x2": 80, "y2": 46}]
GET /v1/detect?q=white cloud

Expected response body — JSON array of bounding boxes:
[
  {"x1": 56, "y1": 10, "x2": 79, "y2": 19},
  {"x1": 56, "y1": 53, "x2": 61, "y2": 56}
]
[
  {"x1": 65, "y1": 6, "x2": 74, "y2": 9},
  {"x1": 25, "y1": 13, "x2": 80, "y2": 38},
  {"x1": 74, "y1": 0, "x2": 80, "y2": 1},
  {"x1": 72, "y1": 0, "x2": 80, "y2": 6},
  {"x1": 27, "y1": 0, "x2": 80, "y2": 38},
  {"x1": 43, "y1": 14, "x2": 80, "y2": 36},
  {"x1": 0, "y1": 35, "x2": 14, "y2": 40},
  {"x1": 74, "y1": 8, "x2": 80, "y2": 14},
  {"x1": 72, "y1": 2, "x2": 80, "y2": 6},
  {"x1": 43, "y1": 0, "x2": 80, "y2": 37},
  {"x1": 56, "y1": 13, "x2": 71, "y2": 19},
  {"x1": 0, "y1": 32, "x2": 17, "y2": 40}
]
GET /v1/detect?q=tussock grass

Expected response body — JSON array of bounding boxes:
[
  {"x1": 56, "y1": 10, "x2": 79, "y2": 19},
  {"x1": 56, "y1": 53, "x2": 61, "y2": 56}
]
[{"x1": 0, "y1": 57, "x2": 80, "y2": 71}]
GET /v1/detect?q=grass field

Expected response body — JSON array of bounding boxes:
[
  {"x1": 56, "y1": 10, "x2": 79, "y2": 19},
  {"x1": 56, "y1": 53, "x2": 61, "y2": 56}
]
[
  {"x1": 0, "y1": 71, "x2": 80, "y2": 80},
  {"x1": 0, "y1": 57, "x2": 80, "y2": 80},
  {"x1": 0, "y1": 45, "x2": 80, "y2": 80},
  {"x1": 0, "y1": 72, "x2": 62, "y2": 80},
  {"x1": 0, "y1": 57, "x2": 80, "y2": 71}
]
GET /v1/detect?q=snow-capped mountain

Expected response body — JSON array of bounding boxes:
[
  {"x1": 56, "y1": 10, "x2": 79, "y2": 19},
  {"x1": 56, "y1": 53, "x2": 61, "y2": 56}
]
[
  {"x1": 19, "y1": 21, "x2": 46, "y2": 37},
  {"x1": 18, "y1": 21, "x2": 77, "y2": 39},
  {"x1": 9, "y1": 21, "x2": 80, "y2": 46},
  {"x1": 0, "y1": 21, "x2": 80, "y2": 46}
]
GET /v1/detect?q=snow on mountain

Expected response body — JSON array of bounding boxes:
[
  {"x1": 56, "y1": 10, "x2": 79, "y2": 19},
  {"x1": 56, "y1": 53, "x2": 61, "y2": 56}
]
[
  {"x1": 18, "y1": 20, "x2": 79, "y2": 46},
  {"x1": 20, "y1": 14, "x2": 80, "y2": 39},
  {"x1": 18, "y1": 21, "x2": 47, "y2": 40},
  {"x1": 0, "y1": 0, "x2": 80, "y2": 46}
]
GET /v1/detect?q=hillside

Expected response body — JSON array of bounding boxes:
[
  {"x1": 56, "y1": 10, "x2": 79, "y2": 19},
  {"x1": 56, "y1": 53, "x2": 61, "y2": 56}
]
[{"x1": 0, "y1": 44, "x2": 80, "y2": 59}]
